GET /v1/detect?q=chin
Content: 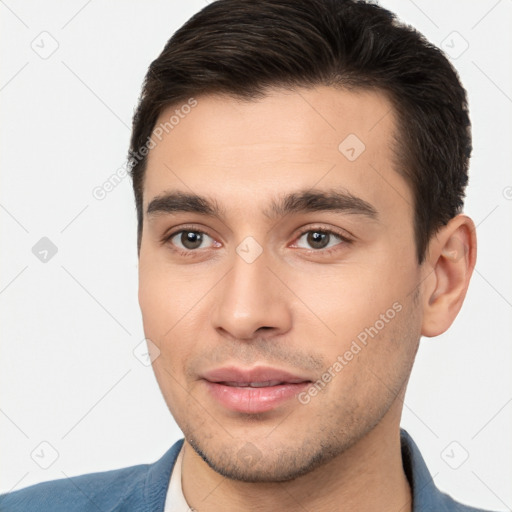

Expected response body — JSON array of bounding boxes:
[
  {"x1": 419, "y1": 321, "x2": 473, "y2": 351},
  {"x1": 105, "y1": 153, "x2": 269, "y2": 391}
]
[{"x1": 187, "y1": 434, "x2": 344, "y2": 483}]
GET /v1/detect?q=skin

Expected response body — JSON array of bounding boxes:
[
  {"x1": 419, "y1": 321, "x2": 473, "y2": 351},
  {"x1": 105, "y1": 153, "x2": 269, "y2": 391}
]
[{"x1": 137, "y1": 86, "x2": 477, "y2": 512}]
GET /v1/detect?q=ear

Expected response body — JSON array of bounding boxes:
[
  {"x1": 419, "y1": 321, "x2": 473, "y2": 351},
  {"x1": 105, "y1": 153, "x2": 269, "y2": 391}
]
[{"x1": 420, "y1": 214, "x2": 477, "y2": 337}]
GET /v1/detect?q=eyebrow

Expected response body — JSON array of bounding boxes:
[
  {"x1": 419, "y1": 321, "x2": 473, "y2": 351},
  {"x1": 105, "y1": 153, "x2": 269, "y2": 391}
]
[{"x1": 146, "y1": 188, "x2": 378, "y2": 221}]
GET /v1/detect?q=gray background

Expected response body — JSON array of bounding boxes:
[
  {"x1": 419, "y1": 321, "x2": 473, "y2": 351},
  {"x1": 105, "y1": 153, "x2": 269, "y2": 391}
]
[{"x1": 1, "y1": 1, "x2": 511, "y2": 510}]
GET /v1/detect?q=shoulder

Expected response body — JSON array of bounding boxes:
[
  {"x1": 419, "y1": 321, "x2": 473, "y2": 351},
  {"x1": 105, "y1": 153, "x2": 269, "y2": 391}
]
[
  {"x1": 0, "y1": 439, "x2": 184, "y2": 512},
  {"x1": 433, "y1": 487, "x2": 500, "y2": 512},
  {"x1": 0, "y1": 463, "x2": 147, "y2": 512},
  {"x1": 399, "y1": 429, "x2": 499, "y2": 512}
]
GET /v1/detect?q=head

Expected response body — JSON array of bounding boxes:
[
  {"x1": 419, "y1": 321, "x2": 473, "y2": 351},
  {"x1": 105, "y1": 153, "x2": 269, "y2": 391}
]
[{"x1": 130, "y1": 0, "x2": 476, "y2": 482}]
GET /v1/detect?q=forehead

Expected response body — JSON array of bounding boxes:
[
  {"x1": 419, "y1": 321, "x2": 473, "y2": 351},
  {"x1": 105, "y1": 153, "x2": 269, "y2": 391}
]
[{"x1": 143, "y1": 86, "x2": 411, "y2": 220}]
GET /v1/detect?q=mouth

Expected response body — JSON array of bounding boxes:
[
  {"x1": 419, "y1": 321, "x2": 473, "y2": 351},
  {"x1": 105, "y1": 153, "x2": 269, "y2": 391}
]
[
  {"x1": 201, "y1": 366, "x2": 312, "y2": 414},
  {"x1": 217, "y1": 379, "x2": 307, "y2": 387}
]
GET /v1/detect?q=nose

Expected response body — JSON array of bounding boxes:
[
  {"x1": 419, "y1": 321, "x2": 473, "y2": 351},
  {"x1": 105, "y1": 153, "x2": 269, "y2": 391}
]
[{"x1": 211, "y1": 247, "x2": 293, "y2": 341}]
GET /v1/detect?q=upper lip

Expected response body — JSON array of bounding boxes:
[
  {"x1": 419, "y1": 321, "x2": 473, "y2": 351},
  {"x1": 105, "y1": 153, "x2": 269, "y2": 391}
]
[{"x1": 202, "y1": 366, "x2": 311, "y2": 385}]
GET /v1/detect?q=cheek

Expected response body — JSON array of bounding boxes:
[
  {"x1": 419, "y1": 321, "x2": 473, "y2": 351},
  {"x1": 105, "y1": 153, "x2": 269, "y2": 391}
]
[
  {"x1": 138, "y1": 257, "x2": 210, "y2": 376},
  {"x1": 138, "y1": 251, "x2": 201, "y2": 339},
  {"x1": 138, "y1": 264, "x2": 198, "y2": 415},
  {"x1": 306, "y1": 294, "x2": 420, "y2": 419},
  {"x1": 287, "y1": 253, "x2": 420, "y2": 391},
  {"x1": 289, "y1": 263, "x2": 409, "y2": 340},
  {"x1": 138, "y1": 264, "x2": 169, "y2": 339}
]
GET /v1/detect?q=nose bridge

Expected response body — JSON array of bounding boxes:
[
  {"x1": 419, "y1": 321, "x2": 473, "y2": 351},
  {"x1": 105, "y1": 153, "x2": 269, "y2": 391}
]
[{"x1": 211, "y1": 238, "x2": 292, "y2": 339}]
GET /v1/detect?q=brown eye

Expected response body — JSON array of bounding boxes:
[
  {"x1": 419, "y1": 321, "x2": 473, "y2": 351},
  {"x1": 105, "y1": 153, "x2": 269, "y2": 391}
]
[
  {"x1": 169, "y1": 230, "x2": 214, "y2": 251},
  {"x1": 306, "y1": 231, "x2": 330, "y2": 249},
  {"x1": 295, "y1": 229, "x2": 346, "y2": 251},
  {"x1": 181, "y1": 231, "x2": 203, "y2": 249}
]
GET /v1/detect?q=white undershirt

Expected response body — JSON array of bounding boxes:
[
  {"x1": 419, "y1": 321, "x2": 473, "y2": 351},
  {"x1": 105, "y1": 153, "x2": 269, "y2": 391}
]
[{"x1": 163, "y1": 445, "x2": 195, "y2": 512}]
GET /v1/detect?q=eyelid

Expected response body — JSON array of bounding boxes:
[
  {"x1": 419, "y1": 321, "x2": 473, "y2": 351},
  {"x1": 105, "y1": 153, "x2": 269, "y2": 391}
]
[
  {"x1": 161, "y1": 224, "x2": 219, "y2": 249},
  {"x1": 289, "y1": 225, "x2": 353, "y2": 253},
  {"x1": 292, "y1": 224, "x2": 354, "y2": 243},
  {"x1": 161, "y1": 223, "x2": 215, "y2": 242}
]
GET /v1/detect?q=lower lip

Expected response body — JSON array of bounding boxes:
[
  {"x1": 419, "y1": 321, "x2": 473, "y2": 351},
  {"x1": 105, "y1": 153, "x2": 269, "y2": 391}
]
[{"x1": 204, "y1": 381, "x2": 310, "y2": 414}]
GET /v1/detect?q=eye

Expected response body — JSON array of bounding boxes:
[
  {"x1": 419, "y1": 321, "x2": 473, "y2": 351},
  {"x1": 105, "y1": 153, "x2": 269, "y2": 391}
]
[
  {"x1": 293, "y1": 228, "x2": 351, "y2": 252},
  {"x1": 167, "y1": 229, "x2": 218, "y2": 251}
]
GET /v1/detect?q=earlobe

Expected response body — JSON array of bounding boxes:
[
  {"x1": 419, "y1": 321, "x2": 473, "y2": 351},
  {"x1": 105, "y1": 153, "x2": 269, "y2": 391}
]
[{"x1": 420, "y1": 214, "x2": 477, "y2": 337}]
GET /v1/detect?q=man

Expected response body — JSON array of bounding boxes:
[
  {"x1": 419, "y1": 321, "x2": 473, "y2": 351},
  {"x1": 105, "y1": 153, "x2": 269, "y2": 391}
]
[{"x1": 0, "y1": 0, "x2": 497, "y2": 510}]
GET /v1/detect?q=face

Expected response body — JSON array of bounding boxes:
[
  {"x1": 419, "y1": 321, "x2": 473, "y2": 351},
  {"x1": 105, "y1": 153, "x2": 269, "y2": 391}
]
[{"x1": 138, "y1": 86, "x2": 424, "y2": 482}]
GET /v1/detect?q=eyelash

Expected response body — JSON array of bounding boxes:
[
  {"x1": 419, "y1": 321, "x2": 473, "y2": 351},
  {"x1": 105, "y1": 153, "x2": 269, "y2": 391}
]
[
  {"x1": 293, "y1": 226, "x2": 353, "y2": 255},
  {"x1": 161, "y1": 225, "x2": 353, "y2": 258}
]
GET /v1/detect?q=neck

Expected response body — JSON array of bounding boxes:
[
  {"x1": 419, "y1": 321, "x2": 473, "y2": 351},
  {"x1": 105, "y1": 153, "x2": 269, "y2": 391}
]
[{"x1": 181, "y1": 404, "x2": 411, "y2": 512}]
